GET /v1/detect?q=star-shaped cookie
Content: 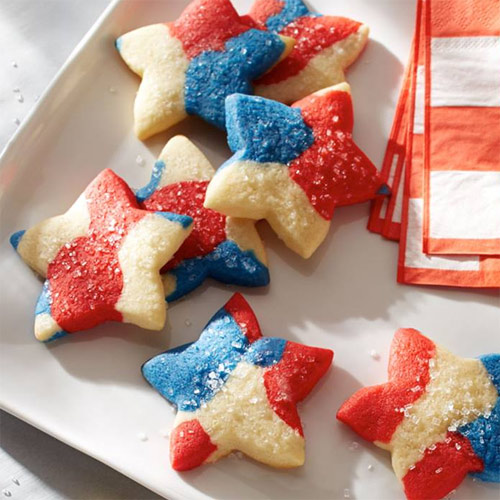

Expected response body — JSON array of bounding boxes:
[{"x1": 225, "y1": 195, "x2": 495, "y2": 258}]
[
  {"x1": 11, "y1": 169, "x2": 193, "y2": 341},
  {"x1": 135, "y1": 136, "x2": 270, "y2": 302},
  {"x1": 204, "y1": 83, "x2": 388, "y2": 258},
  {"x1": 116, "y1": 0, "x2": 294, "y2": 139},
  {"x1": 337, "y1": 328, "x2": 499, "y2": 500},
  {"x1": 244, "y1": 0, "x2": 369, "y2": 103},
  {"x1": 142, "y1": 293, "x2": 333, "y2": 470}
]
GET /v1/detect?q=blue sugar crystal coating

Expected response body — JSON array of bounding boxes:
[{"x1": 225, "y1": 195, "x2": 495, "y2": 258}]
[
  {"x1": 135, "y1": 160, "x2": 269, "y2": 302},
  {"x1": 36, "y1": 281, "x2": 67, "y2": 342},
  {"x1": 10, "y1": 230, "x2": 25, "y2": 250},
  {"x1": 184, "y1": 29, "x2": 285, "y2": 129},
  {"x1": 155, "y1": 211, "x2": 193, "y2": 229},
  {"x1": 166, "y1": 240, "x2": 270, "y2": 302},
  {"x1": 460, "y1": 354, "x2": 500, "y2": 482},
  {"x1": 135, "y1": 160, "x2": 165, "y2": 202},
  {"x1": 225, "y1": 93, "x2": 314, "y2": 164},
  {"x1": 35, "y1": 281, "x2": 52, "y2": 316},
  {"x1": 142, "y1": 307, "x2": 249, "y2": 411},
  {"x1": 45, "y1": 330, "x2": 68, "y2": 342},
  {"x1": 142, "y1": 302, "x2": 288, "y2": 411},
  {"x1": 265, "y1": 0, "x2": 313, "y2": 32},
  {"x1": 244, "y1": 337, "x2": 286, "y2": 367}
]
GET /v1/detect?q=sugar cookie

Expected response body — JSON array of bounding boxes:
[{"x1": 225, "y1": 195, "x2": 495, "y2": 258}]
[
  {"x1": 142, "y1": 293, "x2": 333, "y2": 470},
  {"x1": 204, "y1": 83, "x2": 388, "y2": 258},
  {"x1": 116, "y1": 0, "x2": 294, "y2": 139},
  {"x1": 337, "y1": 328, "x2": 499, "y2": 500},
  {"x1": 136, "y1": 136, "x2": 269, "y2": 301},
  {"x1": 11, "y1": 169, "x2": 193, "y2": 341},
  {"x1": 245, "y1": 0, "x2": 369, "y2": 103}
]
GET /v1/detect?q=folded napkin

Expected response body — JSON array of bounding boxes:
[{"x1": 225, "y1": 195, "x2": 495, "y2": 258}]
[
  {"x1": 422, "y1": 0, "x2": 500, "y2": 255},
  {"x1": 371, "y1": 0, "x2": 500, "y2": 288},
  {"x1": 368, "y1": 50, "x2": 412, "y2": 241}
]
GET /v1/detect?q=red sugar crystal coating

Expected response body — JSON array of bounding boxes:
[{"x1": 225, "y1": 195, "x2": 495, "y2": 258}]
[
  {"x1": 48, "y1": 170, "x2": 146, "y2": 332},
  {"x1": 264, "y1": 341, "x2": 333, "y2": 435},
  {"x1": 402, "y1": 432, "x2": 483, "y2": 500},
  {"x1": 170, "y1": 419, "x2": 217, "y2": 471},
  {"x1": 256, "y1": 16, "x2": 361, "y2": 85},
  {"x1": 169, "y1": 0, "x2": 249, "y2": 60},
  {"x1": 140, "y1": 181, "x2": 226, "y2": 272},
  {"x1": 246, "y1": 0, "x2": 283, "y2": 27},
  {"x1": 224, "y1": 293, "x2": 262, "y2": 343},
  {"x1": 289, "y1": 90, "x2": 383, "y2": 220},
  {"x1": 337, "y1": 329, "x2": 435, "y2": 443}
]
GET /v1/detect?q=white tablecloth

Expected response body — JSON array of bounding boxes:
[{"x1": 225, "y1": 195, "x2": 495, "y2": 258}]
[{"x1": 0, "y1": 1, "x2": 159, "y2": 498}]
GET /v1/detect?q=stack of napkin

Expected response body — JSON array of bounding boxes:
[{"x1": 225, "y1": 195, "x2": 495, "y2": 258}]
[{"x1": 369, "y1": 0, "x2": 500, "y2": 288}]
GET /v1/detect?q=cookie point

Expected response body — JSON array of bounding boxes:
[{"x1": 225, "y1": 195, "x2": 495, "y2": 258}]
[
  {"x1": 134, "y1": 123, "x2": 152, "y2": 141},
  {"x1": 34, "y1": 313, "x2": 65, "y2": 343},
  {"x1": 377, "y1": 184, "x2": 391, "y2": 196},
  {"x1": 43, "y1": 330, "x2": 68, "y2": 343},
  {"x1": 225, "y1": 292, "x2": 251, "y2": 311},
  {"x1": 277, "y1": 35, "x2": 295, "y2": 60},
  {"x1": 141, "y1": 358, "x2": 156, "y2": 386},
  {"x1": 170, "y1": 419, "x2": 217, "y2": 471},
  {"x1": 358, "y1": 23, "x2": 370, "y2": 37},
  {"x1": 10, "y1": 230, "x2": 25, "y2": 250},
  {"x1": 135, "y1": 160, "x2": 166, "y2": 203},
  {"x1": 314, "y1": 82, "x2": 351, "y2": 97},
  {"x1": 155, "y1": 212, "x2": 193, "y2": 229},
  {"x1": 225, "y1": 92, "x2": 246, "y2": 108}
]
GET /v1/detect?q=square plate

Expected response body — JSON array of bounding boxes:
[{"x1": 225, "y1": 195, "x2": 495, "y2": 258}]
[{"x1": 0, "y1": 1, "x2": 498, "y2": 498}]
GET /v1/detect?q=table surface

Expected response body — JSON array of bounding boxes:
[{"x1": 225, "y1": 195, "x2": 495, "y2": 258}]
[{"x1": 0, "y1": 1, "x2": 160, "y2": 498}]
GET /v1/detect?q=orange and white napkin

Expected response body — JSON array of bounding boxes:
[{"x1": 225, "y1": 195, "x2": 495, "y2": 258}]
[
  {"x1": 368, "y1": 50, "x2": 412, "y2": 241},
  {"x1": 422, "y1": 0, "x2": 500, "y2": 256},
  {"x1": 370, "y1": 0, "x2": 500, "y2": 288}
]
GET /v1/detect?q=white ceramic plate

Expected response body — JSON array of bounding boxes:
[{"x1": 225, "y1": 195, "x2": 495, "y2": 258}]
[{"x1": 0, "y1": 1, "x2": 498, "y2": 498}]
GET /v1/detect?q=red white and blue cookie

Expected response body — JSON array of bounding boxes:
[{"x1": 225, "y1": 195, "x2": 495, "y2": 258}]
[
  {"x1": 142, "y1": 293, "x2": 333, "y2": 470},
  {"x1": 204, "y1": 83, "x2": 388, "y2": 258},
  {"x1": 135, "y1": 136, "x2": 270, "y2": 302},
  {"x1": 10, "y1": 169, "x2": 193, "y2": 342},
  {"x1": 337, "y1": 328, "x2": 499, "y2": 500},
  {"x1": 115, "y1": 0, "x2": 294, "y2": 139},
  {"x1": 244, "y1": 0, "x2": 369, "y2": 103}
]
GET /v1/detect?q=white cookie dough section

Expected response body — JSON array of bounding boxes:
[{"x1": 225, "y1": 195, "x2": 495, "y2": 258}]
[
  {"x1": 117, "y1": 24, "x2": 189, "y2": 140},
  {"x1": 115, "y1": 213, "x2": 192, "y2": 330},
  {"x1": 256, "y1": 25, "x2": 369, "y2": 104},
  {"x1": 156, "y1": 135, "x2": 214, "y2": 186},
  {"x1": 205, "y1": 160, "x2": 329, "y2": 259},
  {"x1": 34, "y1": 313, "x2": 63, "y2": 342},
  {"x1": 225, "y1": 217, "x2": 268, "y2": 265},
  {"x1": 175, "y1": 362, "x2": 305, "y2": 468},
  {"x1": 16, "y1": 194, "x2": 90, "y2": 277},
  {"x1": 378, "y1": 347, "x2": 498, "y2": 480},
  {"x1": 162, "y1": 273, "x2": 177, "y2": 301}
]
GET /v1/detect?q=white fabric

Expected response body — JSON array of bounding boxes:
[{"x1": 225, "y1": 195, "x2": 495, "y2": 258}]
[
  {"x1": 430, "y1": 36, "x2": 500, "y2": 107},
  {"x1": 405, "y1": 199, "x2": 480, "y2": 271},
  {"x1": 404, "y1": 63, "x2": 486, "y2": 274},
  {"x1": 430, "y1": 170, "x2": 500, "y2": 239},
  {"x1": 413, "y1": 65, "x2": 425, "y2": 134}
]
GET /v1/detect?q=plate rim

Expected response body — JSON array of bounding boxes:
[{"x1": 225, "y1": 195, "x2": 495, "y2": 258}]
[
  {"x1": 0, "y1": 1, "x2": 181, "y2": 498},
  {"x1": 0, "y1": 0, "x2": 122, "y2": 166}
]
